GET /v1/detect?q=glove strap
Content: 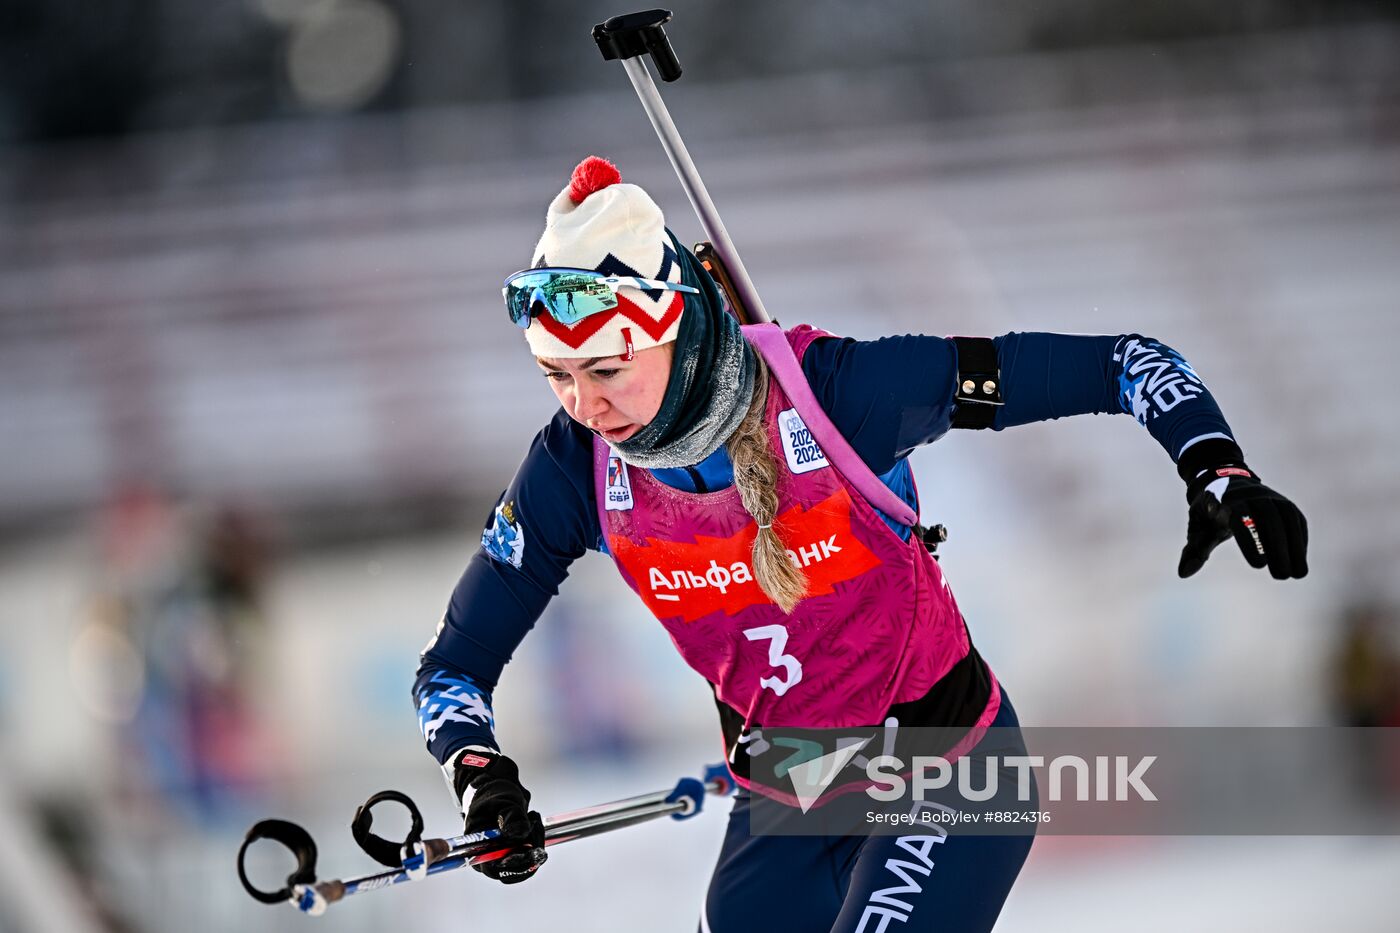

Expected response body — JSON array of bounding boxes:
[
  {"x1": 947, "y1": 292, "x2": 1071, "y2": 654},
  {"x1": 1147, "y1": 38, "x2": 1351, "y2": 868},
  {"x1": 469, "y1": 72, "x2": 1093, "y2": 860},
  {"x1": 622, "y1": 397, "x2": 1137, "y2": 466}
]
[
  {"x1": 1176, "y1": 437, "x2": 1247, "y2": 484},
  {"x1": 452, "y1": 749, "x2": 513, "y2": 807}
]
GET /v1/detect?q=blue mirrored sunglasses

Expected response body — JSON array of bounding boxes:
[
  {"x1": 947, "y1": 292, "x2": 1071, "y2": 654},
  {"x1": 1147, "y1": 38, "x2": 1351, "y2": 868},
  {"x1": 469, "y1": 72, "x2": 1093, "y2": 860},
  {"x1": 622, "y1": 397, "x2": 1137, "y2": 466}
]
[{"x1": 502, "y1": 267, "x2": 698, "y2": 329}]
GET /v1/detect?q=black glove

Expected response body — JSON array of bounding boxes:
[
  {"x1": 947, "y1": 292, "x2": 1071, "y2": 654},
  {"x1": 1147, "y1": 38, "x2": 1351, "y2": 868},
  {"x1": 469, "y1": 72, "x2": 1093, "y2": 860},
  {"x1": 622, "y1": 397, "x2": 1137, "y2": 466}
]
[
  {"x1": 1176, "y1": 440, "x2": 1308, "y2": 580},
  {"x1": 452, "y1": 751, "x2": 547, "y2": 884}
]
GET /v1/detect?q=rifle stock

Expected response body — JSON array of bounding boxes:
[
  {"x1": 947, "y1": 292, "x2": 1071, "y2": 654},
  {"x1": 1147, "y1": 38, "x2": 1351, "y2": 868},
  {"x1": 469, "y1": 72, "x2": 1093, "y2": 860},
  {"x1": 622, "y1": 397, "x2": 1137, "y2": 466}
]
[{"x1": 694, "y1": 240, "x2": 756, "y2": 325}]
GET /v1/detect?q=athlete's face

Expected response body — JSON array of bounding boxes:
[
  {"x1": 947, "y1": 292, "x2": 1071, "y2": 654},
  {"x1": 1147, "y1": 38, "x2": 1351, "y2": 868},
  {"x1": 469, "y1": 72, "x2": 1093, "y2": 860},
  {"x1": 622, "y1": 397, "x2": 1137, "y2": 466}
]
[{"x1": 537, "y1": 343, "x2": 674, "y2": 444}]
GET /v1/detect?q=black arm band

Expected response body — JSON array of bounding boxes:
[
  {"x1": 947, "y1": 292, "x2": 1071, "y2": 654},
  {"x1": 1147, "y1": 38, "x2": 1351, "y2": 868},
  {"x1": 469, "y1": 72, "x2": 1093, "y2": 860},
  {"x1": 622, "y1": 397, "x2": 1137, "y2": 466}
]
[{"x1": 949, "y1": 336, "x2": 1004, "y2": 430}]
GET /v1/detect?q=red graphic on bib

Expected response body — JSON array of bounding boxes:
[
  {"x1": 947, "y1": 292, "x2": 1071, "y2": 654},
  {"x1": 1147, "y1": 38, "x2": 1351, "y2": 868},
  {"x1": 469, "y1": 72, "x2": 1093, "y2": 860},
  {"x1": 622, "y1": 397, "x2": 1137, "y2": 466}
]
[{"x1": 609, "y1": 490, "x2": 881, "y2": 624}]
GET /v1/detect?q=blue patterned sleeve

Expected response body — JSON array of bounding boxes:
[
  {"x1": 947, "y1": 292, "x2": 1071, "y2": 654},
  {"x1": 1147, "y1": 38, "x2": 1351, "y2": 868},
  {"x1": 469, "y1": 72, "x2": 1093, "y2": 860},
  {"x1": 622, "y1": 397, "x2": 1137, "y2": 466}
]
[
  {"x1": 412, "y1": 410, "x2": 599, "y2": 765},
  {"x1": 1103, "y1": 334, "x2": 1236, "y2": 460},
  {"x1": 414, "y1": 665, "x2": 499, "y2": 757}
]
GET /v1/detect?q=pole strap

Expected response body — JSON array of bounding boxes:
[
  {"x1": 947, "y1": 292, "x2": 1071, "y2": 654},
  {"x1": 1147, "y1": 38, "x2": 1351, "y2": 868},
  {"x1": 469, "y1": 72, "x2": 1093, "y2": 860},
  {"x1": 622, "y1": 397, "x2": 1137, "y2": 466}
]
[
  {"x1": 237, "y1": 819, "x2": 318, "y2": 905},
  {"x1": 351, "y1": 789, "x2": 426, "y2": 869}
]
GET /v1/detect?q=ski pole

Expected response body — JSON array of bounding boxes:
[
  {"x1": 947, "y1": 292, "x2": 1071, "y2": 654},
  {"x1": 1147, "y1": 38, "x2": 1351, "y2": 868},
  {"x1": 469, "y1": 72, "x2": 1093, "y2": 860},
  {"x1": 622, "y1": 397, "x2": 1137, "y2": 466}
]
[
  {"x1": 237, "y1": 763, "x2": 733, "y2": 916},
  {"x1": 593, "y1": 9, "x2": 772, "y2": 325}
]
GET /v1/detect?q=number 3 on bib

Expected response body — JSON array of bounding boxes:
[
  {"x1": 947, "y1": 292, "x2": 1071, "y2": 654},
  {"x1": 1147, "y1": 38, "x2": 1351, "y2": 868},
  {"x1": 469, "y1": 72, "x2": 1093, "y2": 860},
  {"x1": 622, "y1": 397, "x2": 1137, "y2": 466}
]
[{"x1": 742, "y1": 624, "x2": 803, "y2": 697}]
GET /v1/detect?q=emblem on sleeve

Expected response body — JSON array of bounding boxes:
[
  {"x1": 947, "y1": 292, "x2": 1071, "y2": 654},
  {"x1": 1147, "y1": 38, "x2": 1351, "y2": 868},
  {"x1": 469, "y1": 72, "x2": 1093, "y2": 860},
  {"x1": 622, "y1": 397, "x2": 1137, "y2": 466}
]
[
  {"x1": 482, "y1": 499, "x2": 526, "y2": 568},
  {"x1": 779, "y1": 408, "x2": 828, "y2": 475},
  {"x1": 605, "y1": 456, "x2": 635, "y2": 511},
  {"x1": 1115, "y1": 337, "x2": 1206, "y2": 424}
]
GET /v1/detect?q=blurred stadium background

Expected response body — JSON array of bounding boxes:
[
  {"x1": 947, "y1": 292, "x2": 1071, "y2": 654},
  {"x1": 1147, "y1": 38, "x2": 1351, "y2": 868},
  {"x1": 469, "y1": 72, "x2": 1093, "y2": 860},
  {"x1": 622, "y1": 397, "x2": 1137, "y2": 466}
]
[{"x1": 2, "y1": 1, "x2": 1399, "y2": 930}]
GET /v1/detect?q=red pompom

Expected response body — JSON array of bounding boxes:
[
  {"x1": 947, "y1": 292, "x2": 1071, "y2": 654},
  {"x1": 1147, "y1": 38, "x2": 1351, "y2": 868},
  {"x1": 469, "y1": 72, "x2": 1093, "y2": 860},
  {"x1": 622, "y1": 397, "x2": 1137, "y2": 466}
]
[{"x1": 568, "y1": 156, "x2": 622, "y2": 205}]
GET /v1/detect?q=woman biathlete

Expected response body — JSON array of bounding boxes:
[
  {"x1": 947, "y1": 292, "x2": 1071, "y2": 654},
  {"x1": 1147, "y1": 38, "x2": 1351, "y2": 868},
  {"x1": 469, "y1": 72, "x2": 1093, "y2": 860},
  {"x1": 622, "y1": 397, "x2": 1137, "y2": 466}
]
[{"x1": 414, "y1": 157, "x2": 1308, "y2": 931}]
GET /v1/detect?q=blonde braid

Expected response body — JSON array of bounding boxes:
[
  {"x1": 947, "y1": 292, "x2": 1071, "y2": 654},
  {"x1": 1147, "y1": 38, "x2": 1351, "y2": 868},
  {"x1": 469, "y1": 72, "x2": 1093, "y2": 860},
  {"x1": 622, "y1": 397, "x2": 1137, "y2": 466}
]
[{"x1": 726, "y1": 355, "x2": 807, "y2": 613}]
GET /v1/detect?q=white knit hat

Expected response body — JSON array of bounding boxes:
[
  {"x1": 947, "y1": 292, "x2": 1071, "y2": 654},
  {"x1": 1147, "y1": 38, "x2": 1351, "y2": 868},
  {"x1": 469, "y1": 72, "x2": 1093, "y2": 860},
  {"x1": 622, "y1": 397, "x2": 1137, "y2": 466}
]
[{"x1": 523, "y1": 157, "x2": 685, "y2": 360}]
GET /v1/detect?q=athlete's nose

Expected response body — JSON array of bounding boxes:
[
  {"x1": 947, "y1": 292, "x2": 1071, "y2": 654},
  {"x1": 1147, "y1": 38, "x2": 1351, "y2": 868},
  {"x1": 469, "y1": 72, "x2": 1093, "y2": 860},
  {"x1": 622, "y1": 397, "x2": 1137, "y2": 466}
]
[{"x1": 571, "y1": 380, "x2": 609, "y2": 425}]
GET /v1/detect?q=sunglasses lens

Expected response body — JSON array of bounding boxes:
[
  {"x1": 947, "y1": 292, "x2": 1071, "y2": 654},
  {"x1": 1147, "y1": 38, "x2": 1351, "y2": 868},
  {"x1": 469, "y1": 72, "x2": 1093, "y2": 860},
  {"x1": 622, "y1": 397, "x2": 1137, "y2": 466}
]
[
  {"x1": 505, "y1": 282, "x2": 534, "y2": 327},
  {"x1": 504, "y1": 272, "x2": 618, "y2": 327}
]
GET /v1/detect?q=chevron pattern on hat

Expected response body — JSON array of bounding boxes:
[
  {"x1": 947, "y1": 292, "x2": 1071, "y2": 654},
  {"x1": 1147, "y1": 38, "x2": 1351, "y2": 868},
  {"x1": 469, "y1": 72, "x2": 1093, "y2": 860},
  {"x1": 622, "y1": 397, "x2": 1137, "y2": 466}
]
[{"x1": 523, "y1": 157, "x2": 685, "y2": 359}]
